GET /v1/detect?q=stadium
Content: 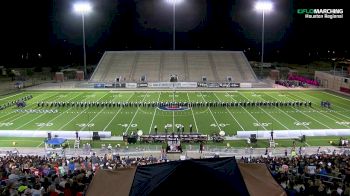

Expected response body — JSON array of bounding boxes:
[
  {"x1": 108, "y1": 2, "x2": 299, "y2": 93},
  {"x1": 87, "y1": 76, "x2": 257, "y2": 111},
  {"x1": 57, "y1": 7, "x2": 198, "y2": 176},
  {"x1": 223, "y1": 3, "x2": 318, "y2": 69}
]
[{"x1": 0, "y1": 0, "x2": 349, "y2": 195}]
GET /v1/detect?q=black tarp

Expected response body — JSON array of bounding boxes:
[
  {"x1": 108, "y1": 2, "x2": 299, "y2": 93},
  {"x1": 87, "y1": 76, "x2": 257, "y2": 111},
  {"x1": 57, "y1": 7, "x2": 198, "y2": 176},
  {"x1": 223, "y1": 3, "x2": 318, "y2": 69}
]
[{"x1": 130, "y1": 157, "x2": 250, "y2": 196}]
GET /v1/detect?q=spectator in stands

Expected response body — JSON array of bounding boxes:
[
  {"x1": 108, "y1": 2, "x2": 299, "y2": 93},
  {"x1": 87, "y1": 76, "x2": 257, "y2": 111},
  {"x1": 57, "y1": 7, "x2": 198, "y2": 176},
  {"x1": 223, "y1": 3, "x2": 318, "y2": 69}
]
[{"x1": 199, "y1": 142, "x2": 204, "y2": 153}]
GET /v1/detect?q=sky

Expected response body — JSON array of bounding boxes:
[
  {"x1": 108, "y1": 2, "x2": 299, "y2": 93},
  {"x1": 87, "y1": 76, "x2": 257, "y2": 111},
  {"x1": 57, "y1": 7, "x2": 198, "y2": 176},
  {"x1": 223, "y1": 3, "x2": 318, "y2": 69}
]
[{"x1": 0, "y1": 0, "x2": 348, "y2": 67}]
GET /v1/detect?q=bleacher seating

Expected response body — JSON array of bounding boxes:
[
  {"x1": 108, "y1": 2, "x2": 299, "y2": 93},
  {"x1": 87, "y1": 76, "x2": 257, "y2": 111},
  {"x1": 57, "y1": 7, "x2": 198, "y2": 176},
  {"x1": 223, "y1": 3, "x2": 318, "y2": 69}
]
[{"x1": 90, "y1": 51, "x2": 258, "y2": 83}]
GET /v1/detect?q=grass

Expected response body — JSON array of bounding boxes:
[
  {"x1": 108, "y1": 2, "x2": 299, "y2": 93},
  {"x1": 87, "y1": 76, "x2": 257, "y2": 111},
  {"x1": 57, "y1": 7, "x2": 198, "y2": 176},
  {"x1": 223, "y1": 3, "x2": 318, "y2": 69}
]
[
  {"x1": 0, "y1": 89, "x2": 350, "y2": 148},
  {"x1": 0, "y1": 136, "x2": 342, "y2": 148}
]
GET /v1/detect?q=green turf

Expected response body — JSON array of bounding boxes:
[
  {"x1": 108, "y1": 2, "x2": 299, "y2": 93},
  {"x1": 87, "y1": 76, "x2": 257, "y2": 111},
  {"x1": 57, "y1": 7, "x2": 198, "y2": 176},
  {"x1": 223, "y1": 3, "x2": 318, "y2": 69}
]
[
  {"x1": 0, "y1": 136, "x2": 342, "y2": 148},
  {"x1": 0, "y1": 90, "x2": 350, "y2": 144}
]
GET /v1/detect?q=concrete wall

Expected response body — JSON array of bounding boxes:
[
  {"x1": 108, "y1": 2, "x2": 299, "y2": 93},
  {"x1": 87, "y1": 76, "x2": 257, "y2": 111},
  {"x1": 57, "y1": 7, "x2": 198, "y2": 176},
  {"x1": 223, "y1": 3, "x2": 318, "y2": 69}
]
[{"x1": 315, "y1": 71, "x2": 350, "y2": 91}]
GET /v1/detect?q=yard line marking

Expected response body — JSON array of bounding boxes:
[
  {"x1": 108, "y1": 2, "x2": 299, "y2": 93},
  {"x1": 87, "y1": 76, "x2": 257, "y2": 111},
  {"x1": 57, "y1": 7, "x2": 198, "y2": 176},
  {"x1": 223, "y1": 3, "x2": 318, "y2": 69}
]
[
  {"x1": 125, "y1": 92, "x2": 149, "y2": 133},
  {"x1": 0, "y1": 92, "x2": 24, "y2": 101},
  {"x1": 36, "y1": 141, "x2": 44, "y2": 148},
  {"x1": 199, "y1": 92, "x2": 222, "y2": 131},
  {"x1": 300, "y1": 92, "x2": 350, "y2": 120},
  {"x1": 264, "y1": 93, "x2": 310, "y2": 129},
  {"x1": 238, "y1": 92, "x2": 289, "y2": 130},
  {"x1": 260, "y1": 92, "x2": 310, "y2": 129},
  {"x1": 227, "y1": 92, "x2": 268, "y2": 131},
  {"x1": 58, "y1": 92, "x2": 110, "y2": 130},
  {"x1": 103, "y1": 93, "x2": 134, "y2": 131},
  {"x1": 103, "y1": 107, "x2": 122, "y2": 131},
  {"x1": 149, "y1": 92, "x2": 161, "y2": 134},
  {"x1": 286, "y1": 92, "x2": 350, "y2": 128},
  {"x1": 323, "y1": 91, "x2": 350, "y2": 102},
  {"x1": 79, "y1": 108, "x2": 106, "y2": 131},
  {"x1": 173, "y1": 111, "x2": 175, "y2": 132},
  {"x1": 307, "y1": 92, "x2": 350, "y2": 112},
  {"x1": 186, "y1": 93, "x2": 199, "y2": 133},
  {"x1": 172, "y1": 92, "x2": 175, "y2": 132},
  {"x1": 79, "y1": 92, "x2": 128, "y2": 131},
  {"x1": 0, "y1": 93, "x2": 58, "y2": 122},
  {"x1": 319, "y1": 92, "x2": 350, "y2": 110},
  {"x1": 36, "y1": 93, "x2": 84, "y2": 130},
  {"x1": 212, "y1": 93, "x2": 245, "y2": 131},
  {"x1": 14, "y1": 94, "x2": 68, "y2": 130},
  {"x1": 278, "y1": 93, "x2": 331, "y2": 129}
]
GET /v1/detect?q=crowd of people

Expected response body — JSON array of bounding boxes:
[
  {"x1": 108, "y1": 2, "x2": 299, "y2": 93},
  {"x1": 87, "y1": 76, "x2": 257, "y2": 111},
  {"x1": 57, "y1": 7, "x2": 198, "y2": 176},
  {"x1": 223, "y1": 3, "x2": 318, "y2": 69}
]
[
  {"x1": 275, "y1": 80, "x2": 309, "y2": 88},
  {"x1": 240, "y1": 153, "x2": 350, "y2": 195},
  {"x1": 288, "y1": 75, "x2": 320, "y2": 86},
  {"x1": 1, "y1": 148, "x2": 350, "y2": 195},
  {"x1": 0, "y1": 154, "x2": 161, "y2": 196}
]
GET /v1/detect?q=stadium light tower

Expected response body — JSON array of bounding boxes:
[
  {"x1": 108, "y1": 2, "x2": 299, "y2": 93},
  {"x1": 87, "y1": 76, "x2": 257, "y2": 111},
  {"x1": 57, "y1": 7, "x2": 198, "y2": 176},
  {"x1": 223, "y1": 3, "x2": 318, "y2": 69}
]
[
  {"x1": 167, "y1": 0, "x2": 183, "y2": 50},
  {"x1": 255, "y1": 1, "x2": 273, "y2": 79},
  {"x1": 74, "y1": 2, "x2": 92, "y2": 79}
]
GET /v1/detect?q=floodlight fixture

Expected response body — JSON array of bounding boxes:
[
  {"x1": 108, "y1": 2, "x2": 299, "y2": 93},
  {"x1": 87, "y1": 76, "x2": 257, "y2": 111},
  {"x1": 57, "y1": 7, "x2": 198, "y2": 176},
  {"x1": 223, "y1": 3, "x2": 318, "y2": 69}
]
[
  {"x1": 166, "y1": 0, "x2": 183, "y2": 4},
  {"x1": 74, "y1": 2, "x2": 92, "y2": 14},
  {"x1": 255, "y1": 1, "x2": 273, "y2": 12},
  {"x1": 166, "y1": 0, "x2": 184, "y2": 50},
  {"x1": 254, "y1": 1, "x2": 273, "y2": 78},
  {"x1": 73, "y1": 2, "x2": 92, "y2": 79}
]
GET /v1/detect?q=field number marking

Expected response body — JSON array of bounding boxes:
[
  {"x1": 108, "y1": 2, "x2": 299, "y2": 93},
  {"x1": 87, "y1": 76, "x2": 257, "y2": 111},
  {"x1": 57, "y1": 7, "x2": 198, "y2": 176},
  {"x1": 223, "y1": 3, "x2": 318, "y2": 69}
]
[
  {"x1": 210, "y1": 123, "x2": 229, "y2": 127},
  {"x1": 294, "y1": 122, "x2": 310, "y2": 126},
  {"x1": 0, "y1": 122, "x2": 13, "y2": 127},
  {"x1": 36, "y1": 123, "x2": 53, "y2": 127},
  {"x1": 336, "y1": 122, "x2": 350, "y2": 125},
  {"x1": 76, "y1": 123, "x2": 95, "y2": 128},
  {"x1": 118, "y1": 123, "x2": 138, "y2": 128},
  {"x1": 253, "y1": 122, "x2": 271, "y2": 127}
]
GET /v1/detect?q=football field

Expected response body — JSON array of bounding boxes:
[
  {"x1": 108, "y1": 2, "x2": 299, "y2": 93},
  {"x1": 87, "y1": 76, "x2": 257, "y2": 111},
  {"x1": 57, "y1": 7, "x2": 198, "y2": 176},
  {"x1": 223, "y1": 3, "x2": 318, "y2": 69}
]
[{"x1": 1, "y1": 90, "x2": 350, "y2": 138}]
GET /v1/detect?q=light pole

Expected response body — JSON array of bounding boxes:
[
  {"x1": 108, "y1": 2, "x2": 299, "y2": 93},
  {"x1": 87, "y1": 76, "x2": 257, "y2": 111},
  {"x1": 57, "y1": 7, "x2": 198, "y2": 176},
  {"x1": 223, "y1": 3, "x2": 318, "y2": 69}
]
[
  {"x1": 255, "y1": 1, "x2": 273, "y2": 79},
  {"x1": 166, "y1": 0, "x2": 183, "y2": 50},
  {"x1": 74, "y1": 2, "x2": 92, "y2": 79}
]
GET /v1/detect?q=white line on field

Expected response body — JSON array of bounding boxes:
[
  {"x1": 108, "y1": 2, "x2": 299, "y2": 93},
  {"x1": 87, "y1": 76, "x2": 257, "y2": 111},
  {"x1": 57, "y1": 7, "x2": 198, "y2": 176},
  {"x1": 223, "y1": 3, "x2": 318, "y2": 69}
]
[
  {"x1": 0, "y1": 93, "x2": 58, "y2": 123},
  {"x1": 58, "y1": 92, "x2": 110, "y2": 130},
  {"x1": 239, "y1": 92, "x2": 289, "y2": 130},
  {"x1": 0, "y1": 92, "x2": 23, "y2": 101},
  {"x1": 290, "y1": 92, "x2": 350, "y2": 128},
  {"x1": 186, "y1": 93, "x2": 199, "y2": 133},
  {"x1": 199, "y1": 92, "x2": 222, "y2": 131},
  {"x1": 79, "y1": 108, "x2": 107, "y2": 131},
  {"x1": 172, "y1": 92, "x2": 175, "y2": 132},
  {"x1": 36, "y1": 141, "x2": 44, "y2": 148},
  {"x1": 125, "y1": 92, "x2": 149, "y2": 133},
  {"x1": 261, "y1": 92, "x2": 310, "y2": 130},
  {"x1": 14, "y1": 94, "x2": 67, "y2": 130},
  {"x1": 300, "y1": 92, "x2": 350, "y2": 121},
  {"x1": 149, "y1": 92, "x2": 161, "y2": 134},
  {"x1": 279, "y1": 92, "x2": 331, "y2": 129},
  {"x1": 36, "y1": 93, "x2": 84, "y2": 130},
  {"x1": 103, "y1": 93, "x2": 134, "y2": 131},
  {"x1": 323, "y1": 91, "x2": 350, "y2": 102},
  {"x1": 103, "y1": 107, "x2": 123, "y2": 131},
  {"x1": 213, "y1": 93, "x2": 245, "y2": 131},
  {"x1": 227, "y1": 92, "x2": 267, "y2": 131}
]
